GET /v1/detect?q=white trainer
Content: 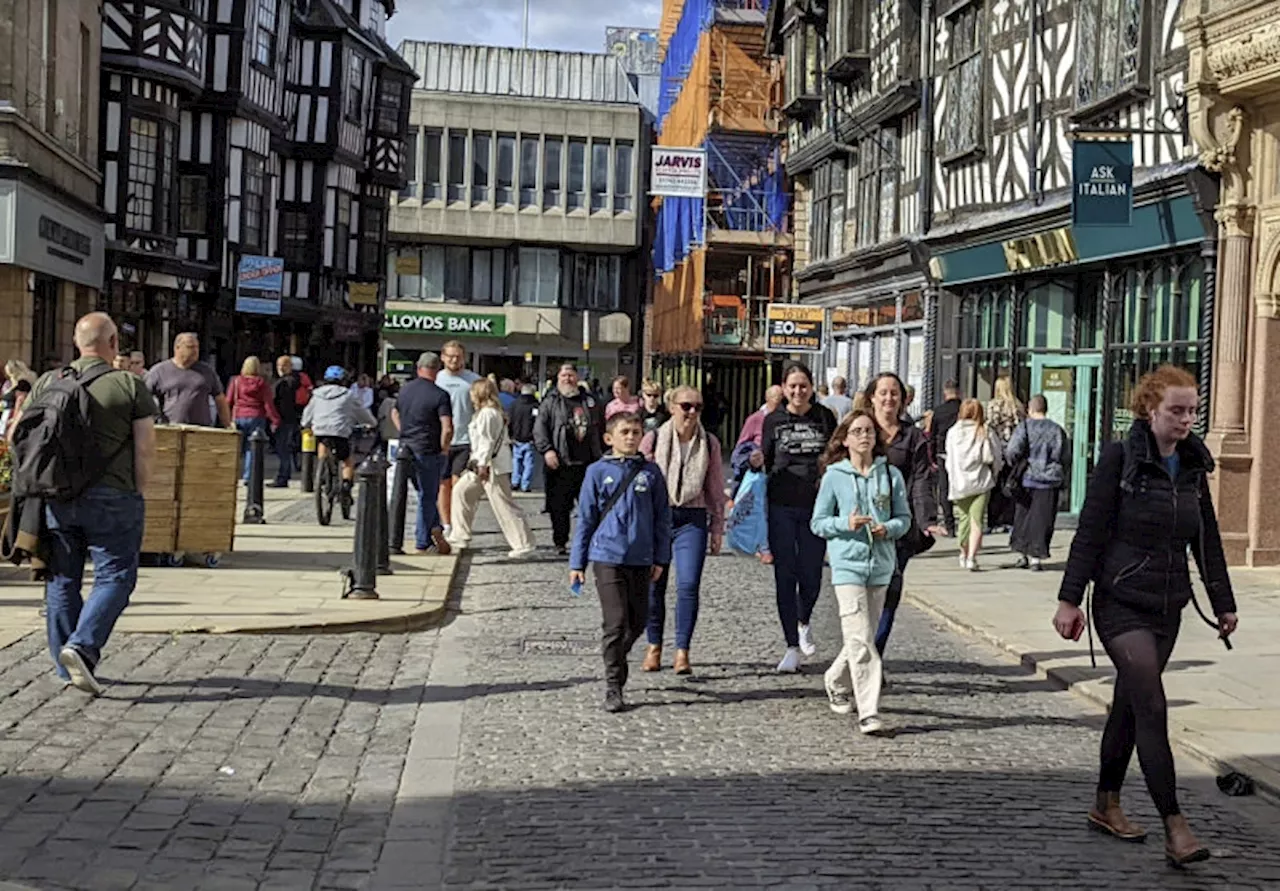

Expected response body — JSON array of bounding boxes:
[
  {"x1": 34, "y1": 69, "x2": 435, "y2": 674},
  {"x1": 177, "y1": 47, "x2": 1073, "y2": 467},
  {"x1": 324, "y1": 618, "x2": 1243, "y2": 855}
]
[
  {"x1": 508, "y1": 546, "x2": 537, "y2": 559},
  {"x1": 968, "y1": 557, "x2": 980, "y2": 572},
  {"x1": 798, "y1": 623, "x2": 817, "y2": 657},
  {"x1": 776, "y1": 647, "x2": 802, "y2": 673},
  {"x1": 958, "y1": 553, "x2": 968, "y2": 569},
  {"x1": 859, "y1": 715, "x2": 887, "y2": 736},
  {"x1": 825, "y1": 681, "x2": 853, "y2": 715}
]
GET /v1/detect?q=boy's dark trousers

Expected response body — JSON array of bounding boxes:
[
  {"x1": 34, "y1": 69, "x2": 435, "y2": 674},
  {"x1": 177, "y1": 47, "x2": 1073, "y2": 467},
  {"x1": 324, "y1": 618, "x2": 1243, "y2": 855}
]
[{"x1": 593, "y1": 563, "x2": 651, "y2": 690}]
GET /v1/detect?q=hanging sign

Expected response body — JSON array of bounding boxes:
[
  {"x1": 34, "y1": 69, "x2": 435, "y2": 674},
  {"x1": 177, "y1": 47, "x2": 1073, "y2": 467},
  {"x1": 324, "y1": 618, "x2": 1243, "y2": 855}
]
[
  {"x1": 650, "y1": 147, "x2": 707, "y2": 198},
  {"x1": 1072, "y1": 138, "x2": 1133, "y2": 228},
  {"x1": 236, "y1": 255, "x2": 283, "y2": 315},
  {"x1": 766, "y1": 304, "x2": 826, "y2": 353}
]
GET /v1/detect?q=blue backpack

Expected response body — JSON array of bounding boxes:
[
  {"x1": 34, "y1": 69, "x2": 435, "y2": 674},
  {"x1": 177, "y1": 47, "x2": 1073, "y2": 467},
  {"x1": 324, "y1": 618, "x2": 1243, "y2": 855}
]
[{"x1": 726, "y1": 469, "x2": 769, "y2": 556}]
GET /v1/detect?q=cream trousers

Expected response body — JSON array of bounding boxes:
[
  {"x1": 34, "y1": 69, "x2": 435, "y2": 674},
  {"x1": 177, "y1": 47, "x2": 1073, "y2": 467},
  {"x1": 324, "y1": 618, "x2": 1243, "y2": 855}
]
[
  {"x1": 449, "y1": 470, "x2": 534, "y2": 552},
  {"x1": 824, "y1": 584, "x2": 888, "y2": 719}
]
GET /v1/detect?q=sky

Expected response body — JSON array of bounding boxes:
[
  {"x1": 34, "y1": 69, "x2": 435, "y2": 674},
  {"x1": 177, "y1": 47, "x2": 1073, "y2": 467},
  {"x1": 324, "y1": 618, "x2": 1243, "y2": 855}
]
[{"x1": 387, "y1": 0, "x2": 662, "y2": 53}]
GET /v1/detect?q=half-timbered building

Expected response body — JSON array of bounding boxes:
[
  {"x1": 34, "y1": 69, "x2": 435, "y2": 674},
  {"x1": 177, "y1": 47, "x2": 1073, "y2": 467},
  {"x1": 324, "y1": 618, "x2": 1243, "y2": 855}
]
[
  {"x1": 98, "y1": 0, "x2": 412, "y2": 374},
  {"x1": 925, "y1": 0, "x2": 1216, "y2": 516}
]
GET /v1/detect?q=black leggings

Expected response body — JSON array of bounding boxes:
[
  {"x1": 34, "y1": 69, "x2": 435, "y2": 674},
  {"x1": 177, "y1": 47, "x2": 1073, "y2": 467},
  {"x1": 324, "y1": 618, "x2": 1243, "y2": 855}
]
[{"x1": 1098, "y1": 625, "x2": 1180, "y2": 817}]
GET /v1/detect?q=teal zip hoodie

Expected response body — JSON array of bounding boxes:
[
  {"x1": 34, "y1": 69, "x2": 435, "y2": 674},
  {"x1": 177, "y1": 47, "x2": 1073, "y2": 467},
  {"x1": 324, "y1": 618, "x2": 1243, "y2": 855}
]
[{"x1": 810, "y1": 457, "x2": 911, "y2": 587}]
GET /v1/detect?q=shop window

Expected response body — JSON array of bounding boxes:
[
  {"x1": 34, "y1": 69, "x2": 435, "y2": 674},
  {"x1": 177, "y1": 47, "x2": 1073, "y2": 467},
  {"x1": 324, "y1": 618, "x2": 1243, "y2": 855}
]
[
  {"x1": 496, "y1": 134, "x2": 515, "y2": 206},
  {"x1": 517, "y1": 247, "x2": 561, "y2": 306},
  {"x1": 1024, "y1": 282, "x2": 1075, "y2": 351},
  {"x1": 254, "y1": 0, "x2": 278, "y2": 68},
  {"x1": 447, "y1": 132, "x2": 467, "y2": 203},
  {"x1": 567, "y1": 139, "x2": 586, "y2": 210},
  {"x1": 590, "y1": 141, "x2": 610, "y2": 213},
  {"x1": 519, "y1": 136, "x2": 539, "y2": 208},
  {"x1": 613, "y1": 142, "x2": 633, "y2": 213},
  {"x1": 472, "y1": 133, "x2": 491, "y2": 205},
  {"x1": 423, "y1": 129, "x2": 442, "y2": 200},
  {"x1": 941, "y1": 3, "x2": 984, "y2": 161},
  {"x1": 242, "y1": 154, "x2": 265, "y2": 251},
  {"x1": 179, "y1": 175, "x2": 207, "y2": 234},
  {"x1": 543, "y1": 138, "x2": 563, "y2": 210},
  {"x1": 1076, "y1": 0, "x2": 1147, "y2": 114}
]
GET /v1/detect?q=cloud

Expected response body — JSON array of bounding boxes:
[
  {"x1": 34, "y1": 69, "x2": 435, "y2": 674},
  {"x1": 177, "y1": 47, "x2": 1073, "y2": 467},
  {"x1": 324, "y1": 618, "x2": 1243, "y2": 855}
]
[{"x1": 387, "y1": 0, "x2": 661, "y2": 53}]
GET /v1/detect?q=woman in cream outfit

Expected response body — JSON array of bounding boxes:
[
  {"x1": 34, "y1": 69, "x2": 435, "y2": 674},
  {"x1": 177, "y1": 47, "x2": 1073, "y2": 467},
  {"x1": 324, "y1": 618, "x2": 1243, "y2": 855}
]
[{"x1": 446, "y1": 378, "x2": 536, "y2": 557}]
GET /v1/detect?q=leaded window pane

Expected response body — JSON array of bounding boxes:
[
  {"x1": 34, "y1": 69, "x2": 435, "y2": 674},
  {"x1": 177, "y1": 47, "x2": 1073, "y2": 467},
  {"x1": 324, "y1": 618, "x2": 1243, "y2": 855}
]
[{"x1": 1076, "y1": 0, "x2": 1145, "y2": 110}]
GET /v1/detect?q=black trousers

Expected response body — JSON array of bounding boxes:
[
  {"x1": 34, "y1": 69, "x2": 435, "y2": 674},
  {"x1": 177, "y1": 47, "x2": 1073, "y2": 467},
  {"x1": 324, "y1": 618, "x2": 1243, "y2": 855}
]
[
  {"x1": 594, "y1": 563, "x2": 651, "y2": 690},
  {"x1": 935, "y1": 458, "x2": 955, "y2": 535},
  {"x1": 546, "y1": 463, "x2": 588, "y2": 548}
]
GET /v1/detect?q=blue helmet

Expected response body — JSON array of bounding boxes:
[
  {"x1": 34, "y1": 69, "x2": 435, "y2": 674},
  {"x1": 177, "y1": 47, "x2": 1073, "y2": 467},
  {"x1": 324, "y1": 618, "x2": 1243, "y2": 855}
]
[{"x1": 323, "y1": 365, "x2": 346, "y2": 383}]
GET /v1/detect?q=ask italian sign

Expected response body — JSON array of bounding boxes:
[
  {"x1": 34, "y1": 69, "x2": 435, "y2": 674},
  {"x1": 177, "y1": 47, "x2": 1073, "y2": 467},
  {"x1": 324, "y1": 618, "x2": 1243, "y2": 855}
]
[
  {"x1": 1072, "y1": 138, "x2": 1133, "y2": 228},
  {"x1": 382, "y1": 308, "x2": 506, "y2": 338}
]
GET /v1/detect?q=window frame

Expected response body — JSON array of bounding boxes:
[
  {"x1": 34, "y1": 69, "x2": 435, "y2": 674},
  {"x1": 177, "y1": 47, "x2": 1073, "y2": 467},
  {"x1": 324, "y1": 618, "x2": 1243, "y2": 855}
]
[
  {"x1": 590, "y1": 140, "x2": 610, "y2": 213},
  {"x1": 939, "y1": 2, "x2": 986, "y2": 164},
  {"x1": 125, "y1": 116, "x2": 176, "y2": 236},
  {"x1": 517, "y1": 246, "x2": 562, "y2": 307},
  {"x1": 447, "y1": 131, "x2": 467, "y2": 203},
  {"x1": 543, "y1": 137, "x2": 564, "y2": 211},
  {"x1": 374, "y1": 78, "x2": 402, "y2": 135},
  {"x1": 252, "y1": 0, "x2": 278, "y2": 69},
  {"x1": 241, "y1": 153, "x2": 266, "y2": 252},
  {"x1": 400, "y1": 129, "x2": 418, "y2": 199},
  {"x1": 519, "y1": 135, "x2": 540, "y2": 209},
  {"x1": 567, "y1": 138, "x2": 587, "y2": 210},
  {"x1": 359, "y1": 203, "x2": 383, "y2": 279},
  {"x1": 471, "y1": 132, "x2": 491, "y2": 206},
  {"x1": 280, "y1": 209, "x2": 312, "y2": 266},
  {"x1": 423, "y1": 129, "x2": 443, "y2": 200},
  {"x1": 496, "y1": 133, "x2": 516, "y2": 206},
  {"x1": 828, "y1": 0, "x2": 871, "y2": 80},
  {"x1": 345, "y1": 53, "x2": 364, "y2": 124},
  {"x1": 334, "y1": 191, "x2": 351, "y2": 272},
  {"x1": 1073, "y1": 0, "x2": 1150, "y2": 118},
  {"x1": 613, "y1": 142, "x2": 634, "y2": 213},
  {"x1": 178, "y1": 174, "x2": 207, "y2": 235}
]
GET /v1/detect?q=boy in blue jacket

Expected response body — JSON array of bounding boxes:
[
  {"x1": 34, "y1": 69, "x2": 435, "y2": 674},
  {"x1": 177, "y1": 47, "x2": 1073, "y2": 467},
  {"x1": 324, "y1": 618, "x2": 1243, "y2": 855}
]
[{"x1": 570, "y1": 412, "x2": 672, "y2": 712}]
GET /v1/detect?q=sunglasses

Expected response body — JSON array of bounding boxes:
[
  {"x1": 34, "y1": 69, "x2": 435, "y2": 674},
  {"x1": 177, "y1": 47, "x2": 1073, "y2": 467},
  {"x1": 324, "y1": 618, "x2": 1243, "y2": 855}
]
[{"x1": 677, "y1": 402, "x2": 702, "y2": 413}]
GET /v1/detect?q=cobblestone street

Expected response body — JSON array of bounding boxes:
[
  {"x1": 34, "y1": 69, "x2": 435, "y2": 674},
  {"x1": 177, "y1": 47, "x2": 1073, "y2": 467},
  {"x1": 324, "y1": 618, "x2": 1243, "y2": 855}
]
[{"x1": 3, "y1": 501, "x2": 1280, "y2": 889}]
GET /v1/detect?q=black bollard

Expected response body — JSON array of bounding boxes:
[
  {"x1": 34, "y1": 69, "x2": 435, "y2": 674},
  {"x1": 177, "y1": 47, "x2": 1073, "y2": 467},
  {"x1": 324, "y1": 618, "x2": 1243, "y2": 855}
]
[
  {"x1": 300, "y1": 428, "x2": 317, "y2": 493},
  {"x1": 376, "y1": 452, "x2": 392, "y2": 576},
  {"x1": 387, "y1": 447, "x2": 411, "y2": 555},
  {"x1": 344, "y1": 455, "x2": 380, "y2": 599},
  {"x1": 242, "y1": 427, "x2": 269, "y2": 525}
]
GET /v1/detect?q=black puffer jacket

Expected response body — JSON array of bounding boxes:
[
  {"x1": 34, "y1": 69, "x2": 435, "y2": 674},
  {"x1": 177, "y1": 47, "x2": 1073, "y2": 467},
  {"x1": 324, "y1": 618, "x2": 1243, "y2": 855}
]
[
  {"x1": 883, "y1": 422, "x2": 938, "y2": 555},
  {"x1": 1058, "y1": 421, "x2": 1235, "y2": 617}
]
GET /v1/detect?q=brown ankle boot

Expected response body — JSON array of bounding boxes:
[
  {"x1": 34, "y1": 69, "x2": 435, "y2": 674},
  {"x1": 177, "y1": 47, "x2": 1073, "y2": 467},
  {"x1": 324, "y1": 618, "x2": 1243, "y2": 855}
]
[
  {"x1": 1087, "y1": 791, "x2": 1147, "y2": 842},
  {"x1": 1163, "y1": 814, "x2": 1210, "y2": 868},
  {"x1": 673, "y1": 649, "x2": 691, "y2": 675},
  {"x1": 641, "y1": 645, "x2": 661, "y2": 672}
]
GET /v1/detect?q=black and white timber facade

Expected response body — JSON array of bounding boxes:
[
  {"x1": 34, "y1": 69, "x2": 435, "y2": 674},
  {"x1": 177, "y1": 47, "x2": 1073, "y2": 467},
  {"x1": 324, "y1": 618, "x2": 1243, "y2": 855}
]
[
  {"x1": 772, "y1": 0, "x2": 1216, "y2": 509},
  {"x1": 98, "y1": 0, "x2": 414, "y2": 374}
]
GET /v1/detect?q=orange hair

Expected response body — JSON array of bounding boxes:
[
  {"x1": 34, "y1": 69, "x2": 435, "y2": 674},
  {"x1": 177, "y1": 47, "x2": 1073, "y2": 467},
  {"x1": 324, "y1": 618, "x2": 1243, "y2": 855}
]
[
  {"x1": 1131, "y1": 365, "x2": 1197, "y2": 420},
  {"x1": 958, "y1": 398, "x2": 985, "y2": 426}
]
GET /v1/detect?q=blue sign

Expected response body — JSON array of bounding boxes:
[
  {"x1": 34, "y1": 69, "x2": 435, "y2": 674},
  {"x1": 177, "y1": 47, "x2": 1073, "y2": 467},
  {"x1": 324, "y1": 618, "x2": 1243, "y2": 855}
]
[
  {"x1": 1072, "y1": 139, "x2": 1133, "y2": 228},
  {"x1": 236, "y1": 255, "x2": 284, "y2": 315}
]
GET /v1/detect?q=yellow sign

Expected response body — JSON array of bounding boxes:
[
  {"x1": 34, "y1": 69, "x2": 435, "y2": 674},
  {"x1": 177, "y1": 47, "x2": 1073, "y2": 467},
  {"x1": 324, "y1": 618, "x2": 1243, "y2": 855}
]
[
  {"x1": 395, "y1": 254, "x2": 421, "y2": 276},
  {"x1": 766, "y1": 304, "x2": 826, "y2": 353},
  {"x1": 348, "y1": 282, "x2": 379, "y2": 306},
  {"x1": 1002, "y1": 227, "x2": 1079, "y2": 273}
]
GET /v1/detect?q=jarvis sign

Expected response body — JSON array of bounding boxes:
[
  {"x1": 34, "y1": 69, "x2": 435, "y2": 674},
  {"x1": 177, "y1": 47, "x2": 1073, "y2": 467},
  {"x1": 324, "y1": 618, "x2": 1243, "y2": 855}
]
[
  {"x1": 382, "y1": 309, "x2": 507, "y2": 338},
  {"x1": 1071, "y1": 138, "x2": 1133, "y2": 228},
  {"x1": 650, "y1": 147, "x2": 707, "y2": 199}
]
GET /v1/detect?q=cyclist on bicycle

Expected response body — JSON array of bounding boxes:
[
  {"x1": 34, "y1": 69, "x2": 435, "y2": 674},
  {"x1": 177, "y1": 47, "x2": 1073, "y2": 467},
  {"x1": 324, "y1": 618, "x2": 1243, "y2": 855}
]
[{"x1": 301, "y1": 365, "x2": 377, "y2": 496}]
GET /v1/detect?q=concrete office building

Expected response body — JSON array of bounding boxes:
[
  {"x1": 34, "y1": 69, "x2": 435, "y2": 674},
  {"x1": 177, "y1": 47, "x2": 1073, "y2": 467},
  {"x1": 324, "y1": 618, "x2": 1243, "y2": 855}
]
[
  {"x1": 384, "y1": 41, "x2": 648, "y2": 385},
  {"x1": 0, "y1": 0, "x2": 104, "y2": 368}
]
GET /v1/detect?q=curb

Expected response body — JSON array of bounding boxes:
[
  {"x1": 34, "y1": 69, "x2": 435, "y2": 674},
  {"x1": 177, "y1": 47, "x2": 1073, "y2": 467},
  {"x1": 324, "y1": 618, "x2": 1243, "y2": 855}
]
[{"x1": 904, "y1": 588, "x2": 1280, "y2": 806}]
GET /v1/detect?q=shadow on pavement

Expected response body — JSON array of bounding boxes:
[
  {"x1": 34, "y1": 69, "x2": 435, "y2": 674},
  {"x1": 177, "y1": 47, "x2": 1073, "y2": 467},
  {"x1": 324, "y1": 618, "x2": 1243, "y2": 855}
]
[{"x1": 121, "y1": 676, "x2": 595, "y2": 707}]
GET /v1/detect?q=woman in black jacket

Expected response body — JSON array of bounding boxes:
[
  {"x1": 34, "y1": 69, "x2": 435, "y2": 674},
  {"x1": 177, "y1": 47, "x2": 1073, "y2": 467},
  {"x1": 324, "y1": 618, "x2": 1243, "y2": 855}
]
[
  {"x1": 1054, "y1": 366, "x2": 1238, "y2": 869},
  {"x1": 864, "y1": 372, "x2": 944, "y2": 655}
]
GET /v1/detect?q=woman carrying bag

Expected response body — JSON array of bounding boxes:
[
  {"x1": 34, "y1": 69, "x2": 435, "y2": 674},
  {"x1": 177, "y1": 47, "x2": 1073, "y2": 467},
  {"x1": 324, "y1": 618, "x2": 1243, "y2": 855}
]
[
  {"x1": 1053, "y1": 365, "x2": 1237, "y2": 869},
  {"x1": 945, "y1": 399, "x2": 1002, "y2": 572},
  {"x1": 447, "y1": 378, "x2": 536, "y2": 558}
]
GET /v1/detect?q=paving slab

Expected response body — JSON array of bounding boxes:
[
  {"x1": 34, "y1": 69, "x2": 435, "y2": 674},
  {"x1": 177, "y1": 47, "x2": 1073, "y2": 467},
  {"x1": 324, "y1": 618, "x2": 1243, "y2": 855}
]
[{"x1": 903, "y1": 530, "x2": 1280, "y2": 802}]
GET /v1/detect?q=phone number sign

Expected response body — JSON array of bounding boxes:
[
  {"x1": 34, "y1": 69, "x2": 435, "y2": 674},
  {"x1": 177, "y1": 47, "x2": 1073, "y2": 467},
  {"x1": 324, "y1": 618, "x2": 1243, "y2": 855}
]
[{"x1": 766, "y1": 304, "x2": 826, "y2": 353}]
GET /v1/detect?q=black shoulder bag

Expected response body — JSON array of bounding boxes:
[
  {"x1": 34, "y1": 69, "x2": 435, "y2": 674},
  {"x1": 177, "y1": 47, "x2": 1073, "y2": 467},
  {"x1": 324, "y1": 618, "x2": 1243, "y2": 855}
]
[{"x1": 599, "y1": 461, "x2": 646, "y2": 522}]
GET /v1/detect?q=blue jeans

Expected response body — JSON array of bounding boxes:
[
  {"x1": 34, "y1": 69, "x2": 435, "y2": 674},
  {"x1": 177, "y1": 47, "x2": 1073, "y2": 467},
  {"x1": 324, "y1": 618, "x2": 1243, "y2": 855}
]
[
  {"x1": 410, "y1": 451, "x2": 446, "y2": 550},
  {"x1": 44, "y1": 486, "x2": 145, "y2": 678},
  {"x1": 511, "y1": 441, "x2": 535, "y2": 491},
  {"x1": 875, "y1": 543, "x2": 912, "y2": 655},
  {"x1": 647, "y1": 507, "x2": 708, "y2": 650},
  {"x1": 274, "y1": 422, "x2": 299, "y2": 484},
  {"x1": 767, "y1": 503, "x2": 826, "y2": 648},
  {"x1": 236, "y1": 416, "x2": 270, "y2": 481}
]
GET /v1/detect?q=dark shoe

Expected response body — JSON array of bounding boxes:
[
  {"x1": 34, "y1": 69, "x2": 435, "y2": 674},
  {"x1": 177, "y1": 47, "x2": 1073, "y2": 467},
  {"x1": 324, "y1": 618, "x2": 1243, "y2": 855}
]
[
  {"x1": 58, "y1": 646, "x2": 103, "y2": 696},
  {"x1": 603, "y1": 688, "x2": 626, "y2": 713},
  {"x1": 1014, "y1": 554, "x2": 1030, "y2": 569},
  {"x1": 1087, "y1": 793, "x2": 1147, "y2": 842},
  {"x1": 642, "y1": 645, "x2": 662, "y2": 672},
  {"x1": 348, "y1": 590, "x2": 380, "y2": 600},
  {"x1": 1164, "y1": 815, "x2": 1210, "y2": 868},
  {"x1": 430, "y1": 528, "x2": 452, "y2": 556},
  {"x1": 556, "y1": 545, "x2": 569, "y2": 557},
  {"x1": 269, "y1": 481, "x2": 289, "y2": 489},
  {"x1": 673, "y1": 649, "x2": 692, "y2": 675}
]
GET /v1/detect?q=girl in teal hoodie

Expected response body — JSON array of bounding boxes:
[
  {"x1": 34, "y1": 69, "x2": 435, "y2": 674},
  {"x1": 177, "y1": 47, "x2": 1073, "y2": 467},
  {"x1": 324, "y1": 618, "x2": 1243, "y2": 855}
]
[{"x1": 810, "y1": 410, "x2": 911, "y2": 735}]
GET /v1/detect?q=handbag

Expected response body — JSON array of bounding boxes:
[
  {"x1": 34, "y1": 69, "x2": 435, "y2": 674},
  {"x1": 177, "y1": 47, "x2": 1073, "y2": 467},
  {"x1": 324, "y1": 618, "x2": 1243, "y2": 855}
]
[{"x1": 1001, "y1": 421, "x2": 1030, "y2": 500}]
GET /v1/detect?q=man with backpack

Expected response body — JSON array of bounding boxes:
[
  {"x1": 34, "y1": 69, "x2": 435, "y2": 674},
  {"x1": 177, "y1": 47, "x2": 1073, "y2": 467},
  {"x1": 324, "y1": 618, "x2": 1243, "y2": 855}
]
[{"x1": 11, "y1": 312, "x2": 157, "y2": 694}]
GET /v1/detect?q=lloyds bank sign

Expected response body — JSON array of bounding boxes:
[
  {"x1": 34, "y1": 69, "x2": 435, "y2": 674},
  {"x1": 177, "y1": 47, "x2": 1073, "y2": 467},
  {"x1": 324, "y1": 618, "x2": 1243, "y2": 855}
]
[{"x1": 382, "y1": 308, "x2": 507, "y2": 338}]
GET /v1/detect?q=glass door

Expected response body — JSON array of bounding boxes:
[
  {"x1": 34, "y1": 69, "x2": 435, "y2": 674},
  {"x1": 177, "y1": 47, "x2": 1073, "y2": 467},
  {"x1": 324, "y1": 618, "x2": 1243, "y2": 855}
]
[{"x1": 1029, "y1": 354, "x2": 1102, "y2": 515}]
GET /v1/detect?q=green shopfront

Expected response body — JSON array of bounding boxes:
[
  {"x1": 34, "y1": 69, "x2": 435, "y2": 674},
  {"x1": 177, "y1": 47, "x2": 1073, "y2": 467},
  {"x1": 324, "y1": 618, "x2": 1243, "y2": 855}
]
[{"x1": 929, "y1": 174, "x2": 1216, "y2": 514}]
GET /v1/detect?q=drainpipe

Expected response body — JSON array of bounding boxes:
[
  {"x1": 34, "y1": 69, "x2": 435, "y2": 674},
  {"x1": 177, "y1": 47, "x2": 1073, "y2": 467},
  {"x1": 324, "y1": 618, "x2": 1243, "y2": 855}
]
[{"x1": 919, "y1": 0, "x2": 935, "y2": 233}]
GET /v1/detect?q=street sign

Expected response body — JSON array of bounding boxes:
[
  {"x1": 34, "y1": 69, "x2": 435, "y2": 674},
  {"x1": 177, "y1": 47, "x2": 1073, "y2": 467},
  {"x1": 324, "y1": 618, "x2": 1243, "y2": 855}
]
[
  {"x1": 650, "y1": 147, "x2": 707, "y2": 198},
  {"x1": 765, "y1": 304, "x2": 826, "y2": 353},
  {"x1": 1072, "y1": 138, "x2": 1133, "y2": 228},
  {"x1": 236, "y1": 255, "x2": 283, "y2": 315}
]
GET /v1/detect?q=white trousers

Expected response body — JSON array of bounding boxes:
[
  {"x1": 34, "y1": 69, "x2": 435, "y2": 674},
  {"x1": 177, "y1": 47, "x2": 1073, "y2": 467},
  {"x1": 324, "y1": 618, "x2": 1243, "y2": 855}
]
[
  {"x1": 449, "y1": 470, "x2": 535, "y2": 552},
  {"x1": 824, "y1": 584, "x2": 888, "y2": 719}
]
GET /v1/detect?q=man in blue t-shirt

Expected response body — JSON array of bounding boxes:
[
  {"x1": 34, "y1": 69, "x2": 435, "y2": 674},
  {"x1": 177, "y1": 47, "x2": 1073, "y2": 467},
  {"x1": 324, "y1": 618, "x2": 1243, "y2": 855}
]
[
  {"x1": 393, "y1": 352, "x2": 454, "y2": 555},
  {"x1": 434, "y1": 340, "x2": 482, "y2": 531}
]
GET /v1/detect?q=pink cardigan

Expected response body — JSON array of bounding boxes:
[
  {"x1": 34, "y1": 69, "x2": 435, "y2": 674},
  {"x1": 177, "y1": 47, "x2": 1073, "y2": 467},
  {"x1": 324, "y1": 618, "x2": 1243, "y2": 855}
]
[{"x1": 640, "y1": 425, "x2": 727, "y2": 536}]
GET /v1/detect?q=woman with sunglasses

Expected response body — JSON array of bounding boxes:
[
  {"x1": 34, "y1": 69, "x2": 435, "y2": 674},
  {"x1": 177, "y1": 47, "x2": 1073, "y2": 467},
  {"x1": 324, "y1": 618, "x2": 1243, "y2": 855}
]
[
  {"x1": 638, "y1": 380, "x2": 669, "y2": 434},
  {"x1": 750, "y1": 362, "x2": 838, "y2": 672},
  {"x1": 864, "y1": 372, "x2": 945, "y2": 658},
  {"x1": 639, "y1": 386, "x2": 726, "y2": 675}
]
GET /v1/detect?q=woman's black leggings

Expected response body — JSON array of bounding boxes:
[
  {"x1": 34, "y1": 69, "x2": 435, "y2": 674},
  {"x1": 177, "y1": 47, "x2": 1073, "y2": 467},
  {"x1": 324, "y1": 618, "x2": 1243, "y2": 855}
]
[{"x1": 1098, "y1": 625, "x2": 1180, "y2": 817}]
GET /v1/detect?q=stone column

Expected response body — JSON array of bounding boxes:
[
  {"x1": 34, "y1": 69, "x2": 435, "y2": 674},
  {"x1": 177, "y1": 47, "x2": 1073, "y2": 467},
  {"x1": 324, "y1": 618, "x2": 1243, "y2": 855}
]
[{"x1": 1210, "y1": 203, "x2": 1254, "y2": 437}]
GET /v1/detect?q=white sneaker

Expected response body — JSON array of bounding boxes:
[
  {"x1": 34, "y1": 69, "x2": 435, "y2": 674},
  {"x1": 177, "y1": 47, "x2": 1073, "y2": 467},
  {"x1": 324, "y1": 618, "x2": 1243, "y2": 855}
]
[
  {"x1": 776, "y1": 647, "x2": 802, "y2": 673},
  {"x1": 859, "y1": 715, "x2": 887, "y2": 736},
  {"x1": 958, "y1": 553, "x2": 968, "y2": 569},
  {"x1": 508, "y1": 546, "x2": 537, "y2": 559},
  {"x1": 797, "y1": 623, "x2": 817, "y2": 657},
  {"x1": 824, "y1": 681, "x2": 853, "y2": 715},
  {"x1": 968, "y1": 557, "x2": 980, "y2": 572}
]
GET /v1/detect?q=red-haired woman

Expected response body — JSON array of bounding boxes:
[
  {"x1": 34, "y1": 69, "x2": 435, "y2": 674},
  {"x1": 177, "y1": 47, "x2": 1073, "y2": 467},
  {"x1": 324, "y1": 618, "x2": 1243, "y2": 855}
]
[{"x1": 1054, "y1": 365, "x2": 1237, "y2": 868}]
